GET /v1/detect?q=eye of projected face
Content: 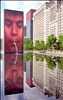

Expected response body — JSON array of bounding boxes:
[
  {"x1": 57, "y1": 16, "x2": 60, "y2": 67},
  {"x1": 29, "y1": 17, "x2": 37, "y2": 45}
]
[
  {"x1": 16, "y1": 21, "x2": 23, "y2": 28},
  {"x1": 5, "y1": 18, "x2": 13, "y2": 27}
]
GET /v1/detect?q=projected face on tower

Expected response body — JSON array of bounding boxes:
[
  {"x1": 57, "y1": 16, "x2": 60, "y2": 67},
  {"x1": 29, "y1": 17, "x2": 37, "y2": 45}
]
[{"x1": 4, "y1": 9, "x2": 23, "y2": 53}]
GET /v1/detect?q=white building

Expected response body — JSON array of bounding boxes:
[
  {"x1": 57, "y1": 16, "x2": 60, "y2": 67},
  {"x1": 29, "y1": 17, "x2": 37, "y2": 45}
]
[{"x1": 33, "y1": 0, "x2": 63, "y2": 44}]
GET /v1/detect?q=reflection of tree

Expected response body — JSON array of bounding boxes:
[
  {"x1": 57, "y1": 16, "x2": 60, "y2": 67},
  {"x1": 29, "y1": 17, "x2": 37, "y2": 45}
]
[
  {"x1": 45, "y1": 56, "x2": 56, "y2": 70},
  {"x1": 24, "y1": 53, "x2": 63, "y2": 71},
  {"x1": 35, "y1": 53, "x2": 44, "y2": 62},
  {"x1": 58, "y1": 57, "x2": 63, "y2": 71},
  {"x1": 24, "y1": 38, "x2": 33, "y2": 50},
  {"x1": 24, "y1": 53, "x2": 33, "y2": 62}
]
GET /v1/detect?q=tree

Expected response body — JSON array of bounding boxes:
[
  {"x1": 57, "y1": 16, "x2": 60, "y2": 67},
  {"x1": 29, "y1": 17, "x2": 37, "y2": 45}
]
[
  {"x1": 40, "y1": 40, "x2": 44, "y2": 50},
  {"x1": 24, "y1": 38, "x2": 33, "y2": 50},
  {"x1": 46, "y1": 34, "x2": 57, "y2": 51},
  {"x1": 58, "y1": 35, "x2": 63, "y2": 51},
  {"x1": 34, "y1": 40, "x2": 44, "y2": 50},
  {"x1": 44, "y1": 44, "x2": 47, "y2": 50},
  {"x1": 34, "y1": 40, "x2": 40, "y2": 50}
]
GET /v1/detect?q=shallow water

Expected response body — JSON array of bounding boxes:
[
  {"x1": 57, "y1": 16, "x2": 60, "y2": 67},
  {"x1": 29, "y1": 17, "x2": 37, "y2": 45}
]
[{"x1": 1, "y1": 53, "x2": 63, "y2": 100}]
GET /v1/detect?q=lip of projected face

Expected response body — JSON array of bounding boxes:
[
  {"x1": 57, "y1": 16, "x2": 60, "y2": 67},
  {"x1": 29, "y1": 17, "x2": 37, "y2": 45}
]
[
  {"x1": 9, "y1": 40, "x2": 19, "y2": 43},
  {"x1": 8, "y1": 40, "x2": 19, "y2": 48}
]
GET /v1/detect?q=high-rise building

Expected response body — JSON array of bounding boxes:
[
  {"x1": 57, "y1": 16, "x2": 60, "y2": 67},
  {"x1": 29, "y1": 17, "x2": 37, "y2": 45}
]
[
  {"x1": 57, "y1": 1, "x2": 63, "y2": 37},
  {"x1": 24, "y1": 26, "x2": 26, "y2": 37},
  {"x1": 33, "y1": 0, "x2": 63, "y2": 43},
  {"x1": 26, "y1": 9, "x2": 36, "y2": 40}
]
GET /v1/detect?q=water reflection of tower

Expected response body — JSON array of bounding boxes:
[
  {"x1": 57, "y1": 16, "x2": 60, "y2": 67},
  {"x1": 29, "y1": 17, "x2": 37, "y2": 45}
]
[
  {"x1": 33, "y1": 55, "x2": 46, "y2": 94},
  {"x1": 43, "y1": 57, "x2": 59, "y2": 99},
  {"x1": 57, "y1": 69, "x2": 63, "y2": 99},
  {"x1": 26, "y1": 61, "x2": 34, "y2": 87},
  {"x1": 48, "y1": 67, "x2": 58, "y2": 98},
  {"x1": 4, "y1": 54, "x2": 23, "y2": 95}
]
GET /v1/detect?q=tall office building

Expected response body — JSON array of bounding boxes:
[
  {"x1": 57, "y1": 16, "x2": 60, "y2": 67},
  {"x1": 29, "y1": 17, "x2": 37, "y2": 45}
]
[
  {"x1": 24, "y1": 26, "x2": 26, "y2": 37},
  {"x1": 26, "y1": 9, "x2": 36, "y2": 40},
  {"x1": 33, "y1": 0, "x2": 63, "y2": 43},
  {"x1": 49, "y1": 1, "x2": 58, "y2": 38},
  {"x1": 57, "y1": 1, "x2": 63, "y2": 37}
]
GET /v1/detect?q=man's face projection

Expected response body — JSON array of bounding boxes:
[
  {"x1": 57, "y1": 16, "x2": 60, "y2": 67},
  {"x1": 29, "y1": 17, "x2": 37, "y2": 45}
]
[{"x1": 4, "y1": 10, "x2": 23, "y2": 53}]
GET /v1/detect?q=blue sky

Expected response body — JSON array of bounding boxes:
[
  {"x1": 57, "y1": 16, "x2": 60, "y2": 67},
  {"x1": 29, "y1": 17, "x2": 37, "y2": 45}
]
[{"x1": 1, "y1": 1, "x2": 48, "y2": 38}]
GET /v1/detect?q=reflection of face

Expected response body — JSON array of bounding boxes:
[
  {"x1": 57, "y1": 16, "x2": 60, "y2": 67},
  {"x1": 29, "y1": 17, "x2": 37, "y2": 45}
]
[
  {"x1": 4, "y1": 10, "x2": 23, "y2": 53},
  {"x1": 5, "y1": 54, "x2": 23, "y2": 94}
]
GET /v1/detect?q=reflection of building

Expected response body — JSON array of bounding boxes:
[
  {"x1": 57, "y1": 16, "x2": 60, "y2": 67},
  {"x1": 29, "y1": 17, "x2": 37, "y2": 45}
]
[
  {"x1": 33, "y1": 55, "x2": 46, "y2": 94},
  {"x1": 33, "y1": 0, "x2": 63, "y2": 44},
  {"x1": 26, "y1": 61, "x2": 34, "y2": 87},
  {"x1": 57, "y1": 69, "x2": 63, "y2": 99},
  {"x1": 23, "y1": 62, "x2": 26, "y2": 72},
  {"x1": 26, "y1": 9, "x2": 36, "y2": 40},
  {"x1": 33, "y1": 54, "x2": 63, "y2": 99},
  {"x1": 48, "y1": 70, "x2": 58, "y2": 99}
]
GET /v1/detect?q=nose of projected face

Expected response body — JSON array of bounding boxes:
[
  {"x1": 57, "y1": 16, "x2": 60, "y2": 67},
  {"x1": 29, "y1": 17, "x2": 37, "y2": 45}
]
[{"x1": 11, "y1": 23, "x2": 17, "y2": 37}]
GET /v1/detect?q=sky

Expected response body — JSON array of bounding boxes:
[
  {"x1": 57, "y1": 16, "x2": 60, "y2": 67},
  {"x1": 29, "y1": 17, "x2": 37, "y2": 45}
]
[{"x1": 1, "y1": 1, "x2": 48, "y2": 38}]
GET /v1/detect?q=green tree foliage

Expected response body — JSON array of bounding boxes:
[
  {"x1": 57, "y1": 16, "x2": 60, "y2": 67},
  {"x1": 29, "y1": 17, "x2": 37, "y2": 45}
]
[
  {"x1": 45, "y1": 56, "x2": 56, "y2": 70},
  {"x1": 24, "y1": 53, "x2": 33, "y2": 61},
  {"x1": 24, "y1": 38, "x2": 33, "y2": 50},
  {"x1": 53, "y1": 41, "x2": 59, "y2": 50},
  {"x1": 44, "y1": 44, "x2": 47, "y2": 50},
  {"x1": 46, "y1": 34, "x2": 57, "y2": 50},
  {"x1": 34, "y1": 40, "x2": 44, "y2": 50},
  {"x1": 35, "y1": 53, "x2": 44, "y2": 62},
  {"x1": 58, "y1": 35, "x2": 63, "y2": 50},
  {"x1": 57, "y1": 57, "x2": 63, "y2": 71}
]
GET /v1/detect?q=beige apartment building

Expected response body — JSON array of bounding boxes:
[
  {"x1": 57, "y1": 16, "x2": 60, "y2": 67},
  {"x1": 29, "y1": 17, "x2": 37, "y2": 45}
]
[
  {"x1": 33, "y1": 0, "x2": 63, "y2": 44},
  {"x1": 33, "y1": 2, "x2": 50, "y2": 44},
  {"x1": 58, "y1": 1, "x2": 63, "y2": 36}
]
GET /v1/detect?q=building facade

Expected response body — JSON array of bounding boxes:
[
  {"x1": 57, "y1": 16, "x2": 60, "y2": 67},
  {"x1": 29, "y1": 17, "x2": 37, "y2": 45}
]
[
  {"x1": 33, "y1": 0, "x2": 63, "y2": 44},
  {"x1": 26, "y1": 9, "x2": 36, "y2": 40},
  {"x1": 33, "y1": 4, "x2": 46, "y2": 44}
]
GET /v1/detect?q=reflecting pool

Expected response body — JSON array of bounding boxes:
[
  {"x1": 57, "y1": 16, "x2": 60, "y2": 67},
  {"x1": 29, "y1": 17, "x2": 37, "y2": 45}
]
[{"x1": 1, "y1": 53, "x2": 63, "y2": 100}]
